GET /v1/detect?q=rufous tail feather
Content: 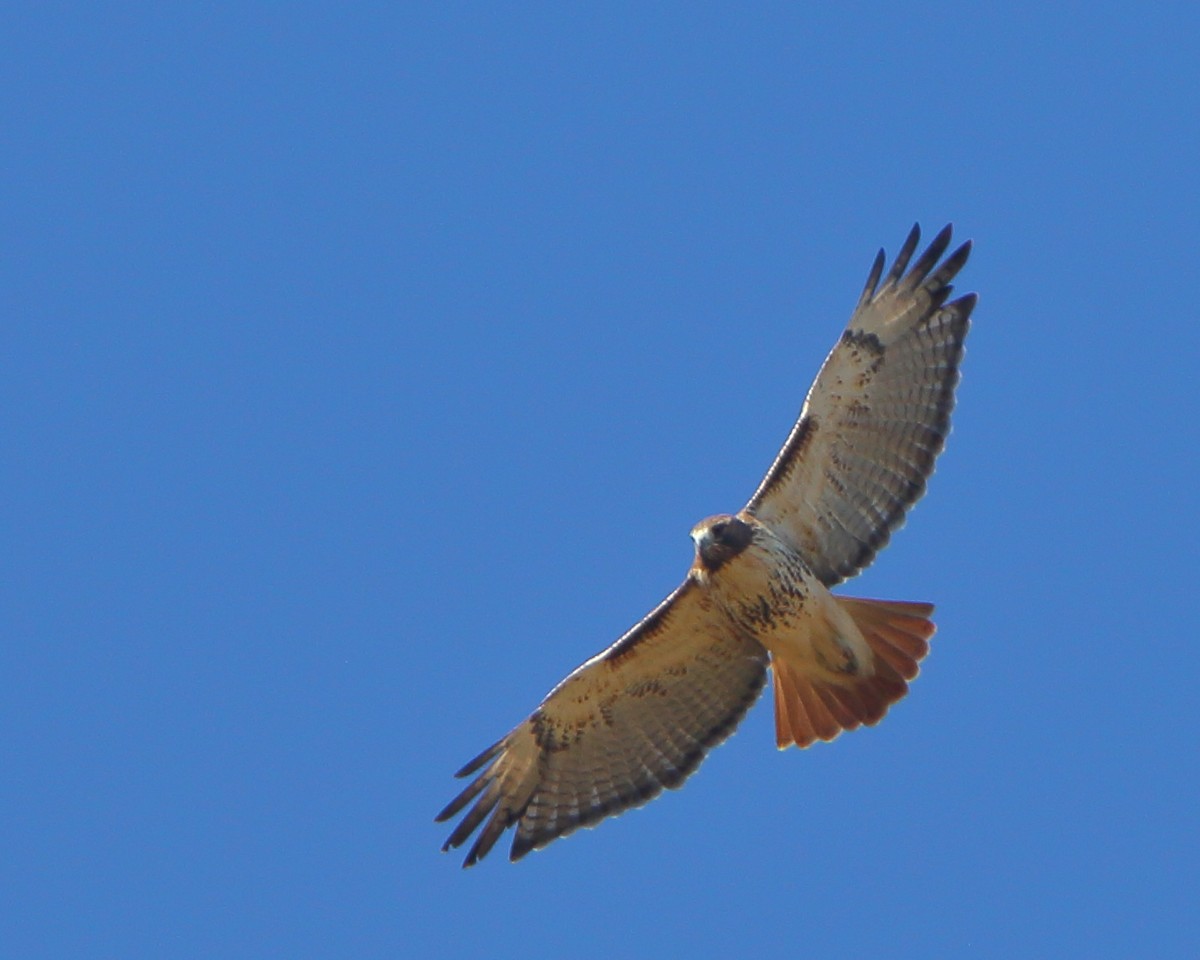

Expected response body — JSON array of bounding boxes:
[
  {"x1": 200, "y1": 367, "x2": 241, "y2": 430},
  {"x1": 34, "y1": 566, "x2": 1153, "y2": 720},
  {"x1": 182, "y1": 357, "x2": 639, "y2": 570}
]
[{"x1": 771, "y1": 597, "x2": 935, "y2": 749}]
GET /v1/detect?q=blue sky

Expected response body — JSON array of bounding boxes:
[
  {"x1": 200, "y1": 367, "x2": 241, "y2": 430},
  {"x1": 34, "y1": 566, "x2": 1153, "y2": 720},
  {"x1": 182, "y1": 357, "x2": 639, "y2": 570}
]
[{"x1": 3, "y1": 3, "x2": 1198, "y2": 958}]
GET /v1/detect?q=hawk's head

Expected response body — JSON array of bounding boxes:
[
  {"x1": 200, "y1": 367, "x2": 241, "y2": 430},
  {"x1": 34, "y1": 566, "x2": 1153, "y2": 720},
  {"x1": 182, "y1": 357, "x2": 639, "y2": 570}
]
[{"x1": 690, "y1": 514, "x2": 755, "y2": 573}]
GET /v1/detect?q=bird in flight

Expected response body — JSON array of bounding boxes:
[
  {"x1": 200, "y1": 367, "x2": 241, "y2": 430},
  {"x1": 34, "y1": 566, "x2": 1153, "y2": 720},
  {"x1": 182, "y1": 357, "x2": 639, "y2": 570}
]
[{"x1": 438, "y1": 224, "x2": 975, "y2": 866}]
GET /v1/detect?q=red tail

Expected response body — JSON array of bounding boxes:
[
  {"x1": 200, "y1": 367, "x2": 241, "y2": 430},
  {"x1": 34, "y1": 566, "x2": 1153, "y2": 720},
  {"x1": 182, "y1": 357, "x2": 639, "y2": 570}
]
[{"x1": 772, "y1": 597, "x2": 935, "y2": 749}]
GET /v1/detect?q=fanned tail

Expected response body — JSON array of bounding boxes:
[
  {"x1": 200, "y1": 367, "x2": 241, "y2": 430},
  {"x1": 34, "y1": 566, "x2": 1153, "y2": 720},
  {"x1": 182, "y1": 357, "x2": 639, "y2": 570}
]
[{"x1": 772, "y1": 597, "x2": 935, "y2": 749}]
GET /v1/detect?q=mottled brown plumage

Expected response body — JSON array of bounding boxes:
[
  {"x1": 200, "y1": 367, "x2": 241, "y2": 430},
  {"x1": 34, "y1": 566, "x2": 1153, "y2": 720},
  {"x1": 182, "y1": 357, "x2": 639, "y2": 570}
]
[{"x1": 438, "y1": 224, "x2": 975, "y2": 866}]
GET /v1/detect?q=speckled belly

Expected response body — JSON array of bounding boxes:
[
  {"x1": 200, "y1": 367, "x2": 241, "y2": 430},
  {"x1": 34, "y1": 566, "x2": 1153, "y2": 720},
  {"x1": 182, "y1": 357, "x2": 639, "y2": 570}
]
[{"x1": 710, "y1": 544, "x2": 868, "y2": 680}]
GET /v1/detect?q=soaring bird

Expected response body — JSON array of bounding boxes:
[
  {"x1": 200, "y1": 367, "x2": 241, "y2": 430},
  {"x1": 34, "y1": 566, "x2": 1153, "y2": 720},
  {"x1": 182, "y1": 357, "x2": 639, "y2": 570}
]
[{"x1": 438, "y1": 224, "x2": 975, "y2": 866}]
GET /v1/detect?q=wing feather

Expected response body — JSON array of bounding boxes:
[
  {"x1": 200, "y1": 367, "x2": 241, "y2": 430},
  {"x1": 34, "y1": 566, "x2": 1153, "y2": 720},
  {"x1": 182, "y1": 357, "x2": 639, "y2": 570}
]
[
  {"x1": 436, "y1": 579, "x2": 769, "y2": 866},
  {"x1": 744, "y1": 223, "x2": 975, "y2": 584}
]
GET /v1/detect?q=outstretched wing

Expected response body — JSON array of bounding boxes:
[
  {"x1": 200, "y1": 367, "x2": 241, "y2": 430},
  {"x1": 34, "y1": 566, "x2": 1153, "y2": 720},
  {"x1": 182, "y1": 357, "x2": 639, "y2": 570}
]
[
  {"x1": 744, "y1": 224, "x2": 975, "y2": 586},
  {"x1": 436, "y1": 579, "x2": 769, "y2": 866}
]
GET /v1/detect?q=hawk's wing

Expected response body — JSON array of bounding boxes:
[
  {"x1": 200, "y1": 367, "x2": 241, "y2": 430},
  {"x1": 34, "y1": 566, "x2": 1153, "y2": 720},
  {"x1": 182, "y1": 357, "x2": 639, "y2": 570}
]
[
  {"x1": 744, "y1": 224, "x2": 975, "y2": 586},
  {"x1": 436, "y1": 579, "x2": 769, "y2": 866}
]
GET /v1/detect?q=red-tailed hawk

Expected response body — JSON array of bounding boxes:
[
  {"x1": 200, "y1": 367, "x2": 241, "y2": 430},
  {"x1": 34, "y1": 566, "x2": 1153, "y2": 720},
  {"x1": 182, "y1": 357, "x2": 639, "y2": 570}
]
[{"x1": 438, "y1": 224, "x2": 975, "y2": 866}]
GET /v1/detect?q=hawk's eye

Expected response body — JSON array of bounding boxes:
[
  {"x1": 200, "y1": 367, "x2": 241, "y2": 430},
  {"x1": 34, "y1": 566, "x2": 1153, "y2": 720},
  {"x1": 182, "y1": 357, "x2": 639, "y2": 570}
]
[{"x1": 711, "y1": 522, "x2": 727, "y2": 540}]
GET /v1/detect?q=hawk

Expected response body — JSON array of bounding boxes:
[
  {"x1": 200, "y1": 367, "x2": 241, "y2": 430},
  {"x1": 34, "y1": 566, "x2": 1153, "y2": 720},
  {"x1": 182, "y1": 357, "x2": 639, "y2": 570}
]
[{"x1": 438, "y1": 224, "x2": 975, "y2": 866}]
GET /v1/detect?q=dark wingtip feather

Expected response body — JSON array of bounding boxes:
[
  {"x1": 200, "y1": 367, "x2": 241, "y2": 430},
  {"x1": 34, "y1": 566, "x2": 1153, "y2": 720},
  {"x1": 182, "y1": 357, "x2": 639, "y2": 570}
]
[
  {"x1": 436, "y1": 766, "x2": 493, "y2": 823},
  {"x1": 948, "y1": 291, "x2": 978, "y2": 318},
  {"x1": 925, "y1": 239, "x2": 972, "y2": 291},
  {"x1": 454, "y1": 739, "x2": 503, "y2": 779},
  {"x1": 927, "y1": 285, "x2": 953, "y2": 314},
  {"x1": 900, "y1": 223, "x2": 953, "y2": 292},
  {"x1": 441, "y1": 786, "x2": 500, "y2": 854},
  {"x1": 462, "y1": 805, "x2": 513, "y2": 867},
  {"x1": 510, "y1": 831, "x2": 535, "y2": 863},
  {"x1": 931, "y1": 221, "x2": 954, "y2": 248},
  {"x1": 881, "y1": 223, "x2": 922, "y2": 289},
  {"x1": 858, "y1": 248, "x2": 887, "y2": 307}
]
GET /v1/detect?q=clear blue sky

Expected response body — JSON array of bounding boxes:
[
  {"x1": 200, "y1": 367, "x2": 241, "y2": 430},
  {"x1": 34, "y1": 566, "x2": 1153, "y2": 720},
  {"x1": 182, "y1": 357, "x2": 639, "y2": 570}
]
[{"x1": 3, "y1": 3, "x2": 1197, "y2": 958}]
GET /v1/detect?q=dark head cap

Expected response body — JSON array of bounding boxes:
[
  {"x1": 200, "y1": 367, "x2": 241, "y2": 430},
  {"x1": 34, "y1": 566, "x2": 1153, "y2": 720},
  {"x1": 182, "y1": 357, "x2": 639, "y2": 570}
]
[{"x1": 691, "y1": 514, "x2": 754, "y2": 572}]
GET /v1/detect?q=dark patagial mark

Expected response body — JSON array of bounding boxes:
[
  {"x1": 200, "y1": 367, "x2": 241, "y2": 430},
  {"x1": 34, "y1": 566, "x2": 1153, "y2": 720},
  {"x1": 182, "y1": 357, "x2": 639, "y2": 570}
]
[
  {"x1": 746, "y1": 416, "x2": 818, "y2": 508},
  {"x1": 605, "y1": 580, "x2": 695, "y2": 664}
]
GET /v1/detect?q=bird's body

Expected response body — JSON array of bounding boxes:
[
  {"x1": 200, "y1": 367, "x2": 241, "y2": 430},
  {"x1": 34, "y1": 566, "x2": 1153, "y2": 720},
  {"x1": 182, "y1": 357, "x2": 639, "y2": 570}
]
[
  {"x1": 438, "y1": 224, "x2": 975, "y2": 866},
  {"x1": 692, "y1": 512, "x2": 933, "y2": 749},
  {"x1": 693, "y1": 515, "x2": 850, "y2": 682}
]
